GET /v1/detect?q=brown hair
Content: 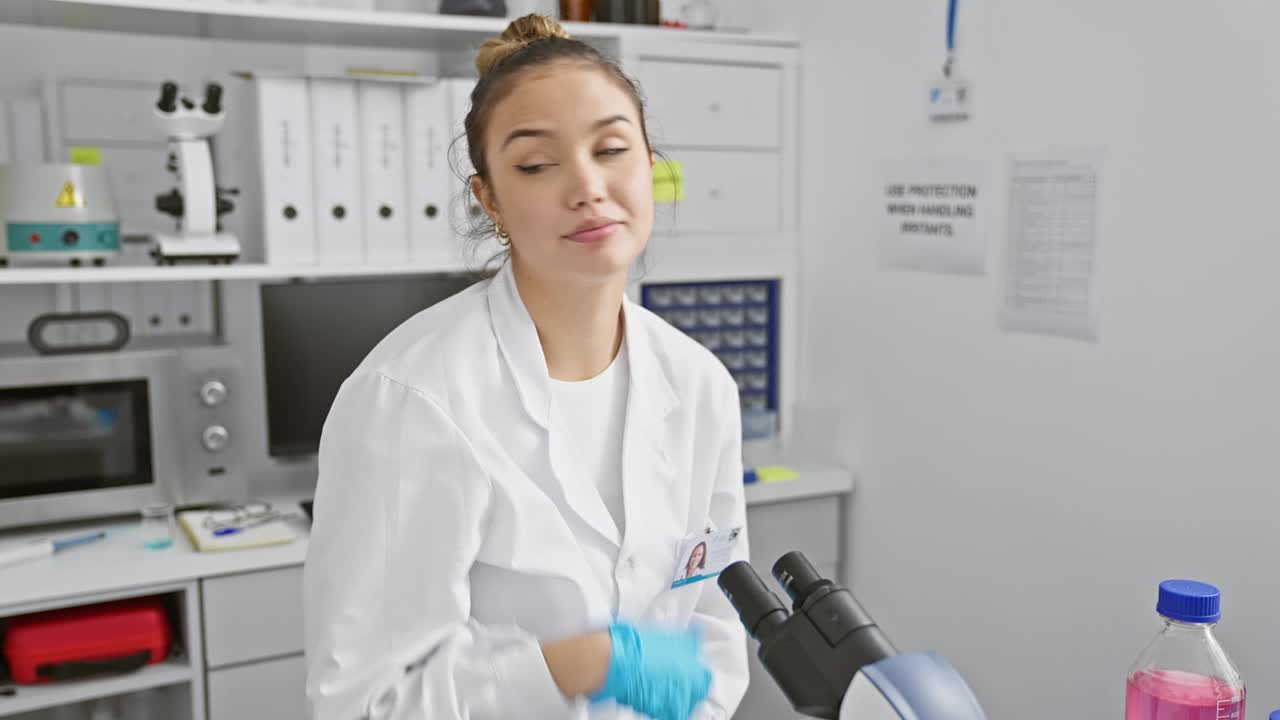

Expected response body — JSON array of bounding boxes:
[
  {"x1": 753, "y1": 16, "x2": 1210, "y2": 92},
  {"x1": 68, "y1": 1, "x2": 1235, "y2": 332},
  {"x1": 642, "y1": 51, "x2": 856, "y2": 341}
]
[{"x1": 454, "y1": 14, "x2": 664, "y2": 252}]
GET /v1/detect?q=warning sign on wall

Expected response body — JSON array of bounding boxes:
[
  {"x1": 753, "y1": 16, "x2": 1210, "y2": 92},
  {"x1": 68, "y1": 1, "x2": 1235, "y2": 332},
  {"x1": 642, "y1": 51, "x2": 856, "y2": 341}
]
[{"x1": 879, "y1": 156, "x2": 985, "y2": 275}]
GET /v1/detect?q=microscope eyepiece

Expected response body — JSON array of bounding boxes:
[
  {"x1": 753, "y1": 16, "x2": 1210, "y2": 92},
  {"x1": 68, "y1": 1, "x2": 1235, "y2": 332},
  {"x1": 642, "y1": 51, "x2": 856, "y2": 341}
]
[
  {"x1": 718, "y1": 561, "x2": 788, "y2": 640},
  {"x1": 773, "y1": 551, "x2": 834, "y2": 609},
  {"x1": 157, "y1": 81, "x2": 179, "y2": 113},
  {"x1": 718, "y1": 554, "x2": 980, "y2": 720},
  {"x1": 203, "y1": 83, "x2": 224, "y2": 115}
]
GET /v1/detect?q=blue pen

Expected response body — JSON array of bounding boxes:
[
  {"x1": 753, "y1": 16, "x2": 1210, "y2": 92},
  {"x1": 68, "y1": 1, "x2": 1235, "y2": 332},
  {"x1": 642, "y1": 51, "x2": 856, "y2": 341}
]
[
  {"x1": 51, "y1": 530, "x2": 107, "y2": 552},
  {"x1": 212, "y1": 512, "x2": 282, "y2": 537}
]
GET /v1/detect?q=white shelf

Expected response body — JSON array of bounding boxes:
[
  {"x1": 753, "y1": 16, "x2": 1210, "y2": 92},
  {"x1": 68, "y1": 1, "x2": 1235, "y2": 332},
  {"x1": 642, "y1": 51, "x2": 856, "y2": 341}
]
[
  {"x1": 0, "y1": 260, "x2": 479, "y2": 285},
  {"x1": 0, "y1": 0, "x2": 796, "y2": 50},
  {"x1": 0, "y1": 233, "x2": 800, "y2": 285},
  {"x1": 0, "y1": 661, "x2": 192, "y2": 717}
]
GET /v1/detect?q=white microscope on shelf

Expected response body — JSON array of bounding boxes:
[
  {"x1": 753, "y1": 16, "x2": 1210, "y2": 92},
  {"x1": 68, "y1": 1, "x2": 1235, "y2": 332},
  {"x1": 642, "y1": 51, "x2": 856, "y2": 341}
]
[{"x1": 150, "y1": 81, "x2": 240, "y2": 264}]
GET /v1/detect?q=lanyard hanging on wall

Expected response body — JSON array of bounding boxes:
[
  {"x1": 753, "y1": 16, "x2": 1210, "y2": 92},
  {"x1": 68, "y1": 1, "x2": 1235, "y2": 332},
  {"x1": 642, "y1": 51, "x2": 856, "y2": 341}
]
[
  {"x1": 944, "y1": 0, "x2": 958, "y2": 77},
  {"x1": 929, "y1": 0, "x2": 971, "y2": 123}
]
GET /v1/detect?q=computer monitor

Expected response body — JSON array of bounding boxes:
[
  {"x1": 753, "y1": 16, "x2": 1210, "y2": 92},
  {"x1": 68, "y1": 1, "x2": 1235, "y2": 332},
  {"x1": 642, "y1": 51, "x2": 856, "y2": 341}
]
[{"x1": 259, "y1": 274, "x2": 477, "y2": 457}]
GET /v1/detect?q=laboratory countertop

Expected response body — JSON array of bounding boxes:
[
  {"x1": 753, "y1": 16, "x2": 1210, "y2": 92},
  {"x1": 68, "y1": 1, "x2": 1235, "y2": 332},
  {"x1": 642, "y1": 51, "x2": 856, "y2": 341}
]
[
  {"x1": 0, "y1": 496, "x2": 312, "y2": 613},
  {"x1": 742, "y1": 462, "x2": 856, "y2": 506},
  {"x1": 0, "y1": 464, "x2": 855, "y2": 613}
]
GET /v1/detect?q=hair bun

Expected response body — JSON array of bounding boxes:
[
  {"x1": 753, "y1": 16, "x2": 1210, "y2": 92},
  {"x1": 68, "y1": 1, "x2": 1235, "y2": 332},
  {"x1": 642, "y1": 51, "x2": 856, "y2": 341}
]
[{"x1": 475, "y1": 14, "x2": 572, "y2": 77}]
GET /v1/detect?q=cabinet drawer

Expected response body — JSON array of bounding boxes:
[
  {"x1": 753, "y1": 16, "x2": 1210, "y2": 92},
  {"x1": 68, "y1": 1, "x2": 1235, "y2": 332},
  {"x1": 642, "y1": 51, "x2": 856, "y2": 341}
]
[
  {"x1": 208, "y1": 654, "x2": 306, "y2": 720},
  {"x1": 202, "y1": 566, "x2": 304, "y2": 668},
  {"x1": 655, "y1": 151, "x2": 781, "y2": 235},
  {"x1": 639, "y1": 60, "x2": 782, "y2": 149},
  {"x1": 746, "y1": 497, "x2": 840, "y2": 579}
]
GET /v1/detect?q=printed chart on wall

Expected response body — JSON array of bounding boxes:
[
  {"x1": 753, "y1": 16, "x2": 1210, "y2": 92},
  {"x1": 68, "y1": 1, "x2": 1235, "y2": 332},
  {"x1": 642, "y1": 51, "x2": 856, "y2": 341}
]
[
  {"x1": 879, "y1": 156, "x2": 985, "y2": 275},
  {"x1": 1000, "y1": 150, "x2": 1102, "y2": 341}
]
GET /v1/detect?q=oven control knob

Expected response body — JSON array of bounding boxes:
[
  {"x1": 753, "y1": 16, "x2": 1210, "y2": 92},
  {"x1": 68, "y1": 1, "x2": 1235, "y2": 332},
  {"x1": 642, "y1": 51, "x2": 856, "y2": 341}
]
[
  {"x1": 199, "y1": 379, "x2": 228, "y2": 407},
  {"x1": 202, "y1": 425, "x2": 230, "y2": 453}
]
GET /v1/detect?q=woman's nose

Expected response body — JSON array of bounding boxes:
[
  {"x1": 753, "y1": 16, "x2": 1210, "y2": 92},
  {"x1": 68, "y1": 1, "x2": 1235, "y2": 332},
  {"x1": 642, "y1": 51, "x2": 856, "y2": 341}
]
[{"x1": 565, "y1": 157, "x2": 607, "y2": 208}]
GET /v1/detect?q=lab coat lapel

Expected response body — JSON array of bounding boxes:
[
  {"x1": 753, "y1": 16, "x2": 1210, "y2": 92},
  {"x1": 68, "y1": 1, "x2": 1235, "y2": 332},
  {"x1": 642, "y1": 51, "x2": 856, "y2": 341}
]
[
  {"x1": 487, "y1": 264, "x2": 623, "y2": 547},
  {"x1": 619, "y1": 300, "x2": 680, "y2": 563},
  {"x1": 487, "y1": 264, "x2": 550, "y2": 430},
  {"x1": 548, "y1": 403, "x2": 623, "y2": 547}
]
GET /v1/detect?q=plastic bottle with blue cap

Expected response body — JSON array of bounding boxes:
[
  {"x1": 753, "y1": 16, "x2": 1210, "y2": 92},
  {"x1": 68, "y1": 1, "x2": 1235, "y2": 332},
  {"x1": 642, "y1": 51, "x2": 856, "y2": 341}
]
[{"x1": 1124, "y1": 579, "x2": 1244, "y2": 720}]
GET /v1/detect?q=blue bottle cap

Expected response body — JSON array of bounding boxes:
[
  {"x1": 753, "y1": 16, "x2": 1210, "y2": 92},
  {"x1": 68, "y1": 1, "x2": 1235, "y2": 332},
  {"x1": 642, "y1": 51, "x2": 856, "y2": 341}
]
[
  {"x1": 1270, "y1": 711, "x2": 1280, "y2": 720},
  {"x1": 1157, "y1": 579, "x2": 1221, "y2": 624}
]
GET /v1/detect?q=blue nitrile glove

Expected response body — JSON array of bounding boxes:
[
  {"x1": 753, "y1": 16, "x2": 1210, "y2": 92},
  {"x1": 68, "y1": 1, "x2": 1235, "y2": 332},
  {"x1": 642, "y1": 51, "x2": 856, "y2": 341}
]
[{"x1": 590, "y1": 622, "x2": 713, "y2": 720}]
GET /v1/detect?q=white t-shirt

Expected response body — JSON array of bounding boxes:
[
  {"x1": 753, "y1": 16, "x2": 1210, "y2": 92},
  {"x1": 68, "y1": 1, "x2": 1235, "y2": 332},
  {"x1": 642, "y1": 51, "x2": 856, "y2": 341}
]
[{"x1": 548, "y1": 342, "x2": 630, "y2": 537}]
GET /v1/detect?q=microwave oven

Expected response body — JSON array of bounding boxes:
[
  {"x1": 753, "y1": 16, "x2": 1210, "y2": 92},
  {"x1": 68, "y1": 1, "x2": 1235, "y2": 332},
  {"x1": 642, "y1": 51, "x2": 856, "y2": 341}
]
[{"x1": 0, "y1": 345, "x2": 245, "y2": 530}]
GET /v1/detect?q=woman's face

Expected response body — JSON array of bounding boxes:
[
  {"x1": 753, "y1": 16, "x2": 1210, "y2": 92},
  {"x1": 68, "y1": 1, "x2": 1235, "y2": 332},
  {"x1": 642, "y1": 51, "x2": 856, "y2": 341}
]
[
  {"x1": 474, "y1": 63, "x2": 654, "y2": 287},
  {"x1": 689, "y1": 544, "x2": 705, "y2": 568}
]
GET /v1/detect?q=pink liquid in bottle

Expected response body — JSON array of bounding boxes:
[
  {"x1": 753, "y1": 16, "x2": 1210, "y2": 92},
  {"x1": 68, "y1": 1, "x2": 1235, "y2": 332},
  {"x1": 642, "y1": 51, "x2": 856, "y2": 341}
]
[{"x1": 1126, "y1": 669, "x2": 1245, "y2": 720}]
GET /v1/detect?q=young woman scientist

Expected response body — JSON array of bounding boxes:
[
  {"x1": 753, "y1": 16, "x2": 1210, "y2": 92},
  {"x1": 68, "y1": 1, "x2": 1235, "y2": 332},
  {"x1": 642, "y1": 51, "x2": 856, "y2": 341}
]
[{"x1": 303, "y1": 14, "x2": 749, "y2": 720}]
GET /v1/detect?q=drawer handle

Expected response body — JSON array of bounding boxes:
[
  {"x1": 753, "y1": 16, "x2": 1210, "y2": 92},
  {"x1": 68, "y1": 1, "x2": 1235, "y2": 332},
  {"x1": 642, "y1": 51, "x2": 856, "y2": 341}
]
[
  {"x1": 709, "y1": 187, "x2": 721, "y2": 200},
  {"x1": 709, "y1": 101, "x2": 721, "y2": 113}
]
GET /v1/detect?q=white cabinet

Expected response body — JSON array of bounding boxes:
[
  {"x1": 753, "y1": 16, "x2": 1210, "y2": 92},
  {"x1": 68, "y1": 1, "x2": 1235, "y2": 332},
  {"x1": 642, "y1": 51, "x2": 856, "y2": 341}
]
[
  {"x1": 201, "y1": 567, "x2": 305, "y2": 668},
  {"x1": 654, "y1": 151, "x2": 782, "y2": 236},
  {"x1": 207, "y1": 655, "x2": 306, "y2": 720},
  {"x1": 638, "y1": 60, "x2": 783, "y2": 150},
  {"x1": 624, "y1": 39, "x2": 800, "y2": 284},
  {"x1": 200, "y1": 567, "x2": 307, "y2": 720},
  {"x1": 747, "y1": 496, "x2": 842, "y2": 574}
]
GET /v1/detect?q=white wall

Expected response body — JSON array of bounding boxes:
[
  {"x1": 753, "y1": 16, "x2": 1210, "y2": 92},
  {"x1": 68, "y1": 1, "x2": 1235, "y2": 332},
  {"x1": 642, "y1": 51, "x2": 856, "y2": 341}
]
[{"x1": 736, "y1": 0, "x2": 1280, "y2": 716}]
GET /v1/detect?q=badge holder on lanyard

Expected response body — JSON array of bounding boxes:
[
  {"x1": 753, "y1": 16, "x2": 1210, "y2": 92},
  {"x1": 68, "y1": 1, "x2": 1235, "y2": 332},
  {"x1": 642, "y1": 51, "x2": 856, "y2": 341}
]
[{"x1": 929, "y1": 0, "x2": 972, "y2": 123}]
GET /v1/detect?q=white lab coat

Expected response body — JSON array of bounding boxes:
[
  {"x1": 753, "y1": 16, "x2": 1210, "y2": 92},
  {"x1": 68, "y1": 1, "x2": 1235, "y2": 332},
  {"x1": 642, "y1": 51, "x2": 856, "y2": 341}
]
[{"x1": 304, "y1": 262, "x2": 749, "y2": 720}]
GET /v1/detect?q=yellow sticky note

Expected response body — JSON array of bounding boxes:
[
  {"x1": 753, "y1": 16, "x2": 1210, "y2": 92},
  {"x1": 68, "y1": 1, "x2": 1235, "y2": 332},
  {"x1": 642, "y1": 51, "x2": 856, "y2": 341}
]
[
  {"x1": 755, "y1": 465, "x2": 799, "y2": 483},
  {"x1": 69, "y1": 146, "x2": 102, "y2": 166},
  {"x1": 653, "y1": 160, "x2": 684, "y2": 203}
]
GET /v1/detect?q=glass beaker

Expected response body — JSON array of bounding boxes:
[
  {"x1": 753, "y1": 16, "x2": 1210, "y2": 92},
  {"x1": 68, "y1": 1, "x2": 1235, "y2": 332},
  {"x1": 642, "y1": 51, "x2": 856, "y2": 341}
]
[{"x1": 140, "y1": 504, "x2": 175, "y2": 550}]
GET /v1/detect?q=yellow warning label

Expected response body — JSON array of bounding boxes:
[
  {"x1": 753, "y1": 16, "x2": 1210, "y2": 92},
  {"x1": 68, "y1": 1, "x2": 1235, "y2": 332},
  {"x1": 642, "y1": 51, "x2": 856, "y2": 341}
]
[{"x1": 55, "y1": 181, "x2": 83, "y2": 209}]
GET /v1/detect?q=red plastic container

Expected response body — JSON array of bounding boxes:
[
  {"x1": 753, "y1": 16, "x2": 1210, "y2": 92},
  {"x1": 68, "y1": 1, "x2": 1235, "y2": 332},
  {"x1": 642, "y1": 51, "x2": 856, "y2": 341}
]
[{"x1": 3, "y1": 597, "x2": 172, "y2": 685}]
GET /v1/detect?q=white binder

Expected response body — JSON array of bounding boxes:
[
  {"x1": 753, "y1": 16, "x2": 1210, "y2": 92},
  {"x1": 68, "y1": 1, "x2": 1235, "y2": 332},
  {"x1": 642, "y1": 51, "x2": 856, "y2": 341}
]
[
  {"x1": 309, "y1": 78, "x2": 364, "y2": 265},
  {"x1": 442, "y1": 78, "x2": 500, "y2": 264},
  {"x1": 357, "y1": 81, "x2": 409, "y2": 264},
  {"x1": 403, "y1": 81, "x2": 455, "y2": 267},
  {"x1": 255, "y1": 77, "x2": 316, "y2": 265},
  {"x1": 445, "y1": 77, "x2": 475, "y2": 183}
]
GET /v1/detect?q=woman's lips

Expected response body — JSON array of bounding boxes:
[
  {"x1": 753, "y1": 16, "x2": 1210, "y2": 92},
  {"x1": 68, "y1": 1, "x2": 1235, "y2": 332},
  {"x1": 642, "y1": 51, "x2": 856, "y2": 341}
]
[{"x1": 565, "y1": 222, "x2": 620, "y2": 243}]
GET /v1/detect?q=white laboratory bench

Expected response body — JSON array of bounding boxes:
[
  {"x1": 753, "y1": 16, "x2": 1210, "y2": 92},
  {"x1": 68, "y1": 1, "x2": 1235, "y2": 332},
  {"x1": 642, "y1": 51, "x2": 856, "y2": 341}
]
[{"x1": 0, "y1": 467, "x2": 853, "y2": 720}]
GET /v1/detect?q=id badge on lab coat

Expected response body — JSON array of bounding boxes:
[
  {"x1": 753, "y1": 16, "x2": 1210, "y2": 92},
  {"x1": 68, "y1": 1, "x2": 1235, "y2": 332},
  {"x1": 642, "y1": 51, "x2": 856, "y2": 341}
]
[{"x1": 671, "y1": 527, "x2": 741, "y2": 588}]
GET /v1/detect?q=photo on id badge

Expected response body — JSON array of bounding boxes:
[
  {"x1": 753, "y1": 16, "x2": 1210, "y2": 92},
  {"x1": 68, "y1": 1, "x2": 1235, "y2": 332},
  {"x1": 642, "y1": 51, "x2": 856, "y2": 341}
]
[{"x1": 672, "y1": 527, "x2": 741, "y2": 588}]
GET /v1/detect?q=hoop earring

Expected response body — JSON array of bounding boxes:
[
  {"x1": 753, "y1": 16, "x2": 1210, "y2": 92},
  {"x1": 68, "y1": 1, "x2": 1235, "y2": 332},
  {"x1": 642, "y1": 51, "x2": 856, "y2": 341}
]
[{"x1": 495, "y1": 222, "x2": 511, "y2": 246}]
